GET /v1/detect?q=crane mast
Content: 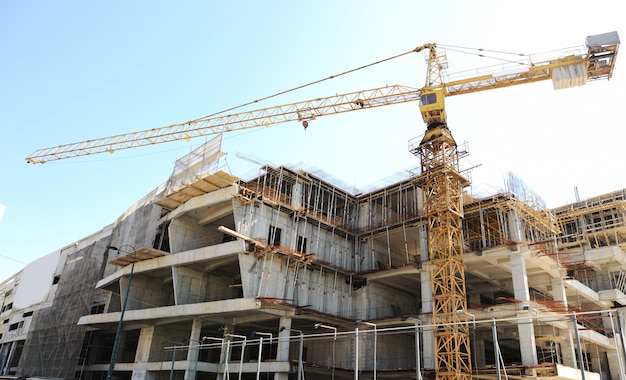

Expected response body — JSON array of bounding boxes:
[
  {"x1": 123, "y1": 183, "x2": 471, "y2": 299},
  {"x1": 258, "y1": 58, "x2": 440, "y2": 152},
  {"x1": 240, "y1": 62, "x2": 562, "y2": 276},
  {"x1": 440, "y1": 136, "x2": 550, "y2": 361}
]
[
  {"x1": 24, "y1": 31, "x2": 619, "y2": 380},
  {"x1": 415, "y1": 42, "x2": 473, "y2": 378}
]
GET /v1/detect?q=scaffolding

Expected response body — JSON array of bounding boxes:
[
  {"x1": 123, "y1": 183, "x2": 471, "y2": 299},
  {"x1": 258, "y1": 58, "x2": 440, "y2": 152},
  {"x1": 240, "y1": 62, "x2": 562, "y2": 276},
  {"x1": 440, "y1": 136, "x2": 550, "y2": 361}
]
[
  {"x1": 463, "y1": 192, "x2": 560, "y2": 253},
  {"x1": 553, "y1": 189, "x2": 626, "y2": 252}
]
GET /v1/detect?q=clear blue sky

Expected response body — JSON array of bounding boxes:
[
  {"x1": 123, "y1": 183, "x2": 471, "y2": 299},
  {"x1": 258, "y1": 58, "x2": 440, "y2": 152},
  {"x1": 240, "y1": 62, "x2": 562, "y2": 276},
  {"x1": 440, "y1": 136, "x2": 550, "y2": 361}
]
[{"x1": 1, "y1": 1, "x2": 624, "y2": 280}]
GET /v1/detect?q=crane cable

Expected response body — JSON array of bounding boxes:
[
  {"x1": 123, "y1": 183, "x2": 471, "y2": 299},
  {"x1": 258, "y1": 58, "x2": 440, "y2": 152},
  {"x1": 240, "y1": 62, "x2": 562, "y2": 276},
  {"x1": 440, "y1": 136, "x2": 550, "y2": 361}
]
[
  {"x1": 439, "y1": 44, "x2": 530, "y2": 66},
  {"x1": 193, "y1": 48, "x2": 418, "y2": 122}
]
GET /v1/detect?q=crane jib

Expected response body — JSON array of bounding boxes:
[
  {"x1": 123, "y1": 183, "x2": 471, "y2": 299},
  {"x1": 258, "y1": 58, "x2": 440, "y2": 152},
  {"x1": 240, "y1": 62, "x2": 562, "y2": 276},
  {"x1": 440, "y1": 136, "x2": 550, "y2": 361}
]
[
  {"x1": 25, "y1": 32, "x2": 619, "y2": 164},
  {"x1": 25, "y1": 85, "x2": 421, "y2": 163}
]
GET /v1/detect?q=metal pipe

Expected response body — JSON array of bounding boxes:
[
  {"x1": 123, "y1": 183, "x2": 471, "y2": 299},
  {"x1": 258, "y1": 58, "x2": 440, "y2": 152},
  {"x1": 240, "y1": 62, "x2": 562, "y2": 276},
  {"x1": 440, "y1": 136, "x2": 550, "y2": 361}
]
[
  {"x1": 281, "y1": 327, "x2": 305, "y2": 380},
  {"x1": 105, "y1": 245, "x2": 136, "y2": 380},
  {"x1": 400, "y1": 317, "x2": 422, "y2": 380},
  {"x1": 226, "y1": 334, "x2": 247, "y2": 380},
  {"x1": 492, "y1": 318, "x2": 501, "y2": 380},
  {"x1": 415, "y1": 322, "x2": 421, "y2": 380},
  {"x1": 355, "y1": 326, "x2": 359, "y2": 380},
  {"x1": 202, "y1": 336, "x2": 226, "y2": 378},
  {"x1": 223, "y1": 340, "x2": 231, "y2": 380},
  {"x1": 314, "y1": 323, "x2": 337, "y2": 380},
  {"x1": 614, "y1": 310, "x2": 626, "y2": 378},
  {"x1": 572, "y1": 312, "x2": 586, "y2": 380},
  {"x1": 358, "y1": 321, "x2": 377, "y2": 380},
  {"x1": 253, "y1": 331, "x2": 272, "y2": 380},
  {"x1": 164, "y1": 340, "x2": 189, "y2": 380}
]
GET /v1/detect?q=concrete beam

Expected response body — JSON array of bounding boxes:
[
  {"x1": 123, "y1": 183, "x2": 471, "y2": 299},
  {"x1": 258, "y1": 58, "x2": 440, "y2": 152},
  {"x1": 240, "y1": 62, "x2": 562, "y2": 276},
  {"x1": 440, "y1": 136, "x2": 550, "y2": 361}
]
[
  {"x1": 97, "y1": 240, "x2": 245, "y2": 288},
  {"x1": 78, "y1": 298, "x2": 261, "y2": 327},
  {"x1": 575, "y1": 246, "x2": 626, "y2": 266},
  {"x1": 363, "y1": 265, "x2": 421, "y2": 280},
  {"x1": 564, "y1": 279, "x2": 613, "y2": 309},
  {"x1": 599, "y1": 289, "x2": 626, "y2": 306},
  {"x1": 164, "y1": 186, "x2": 237, "y2": 221}
]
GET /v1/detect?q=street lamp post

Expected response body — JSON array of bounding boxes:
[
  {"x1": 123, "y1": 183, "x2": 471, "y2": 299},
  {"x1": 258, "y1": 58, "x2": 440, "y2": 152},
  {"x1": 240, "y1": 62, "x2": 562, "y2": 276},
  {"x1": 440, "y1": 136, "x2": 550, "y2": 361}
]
[
  {"x1": 106, "y1": 245, "x2": 137, "y2": 380},
  {"x1": 280, "y1": 327, "x2": 304, "y2": 380},
  {"x1": 201, "y1": 337, "x2": 226, "y2": 360},
  {"x1": 456, "y1": 310, "x2": 476, "y2": 378},
  {"x1": 491, "y1": 318, "x2": 502, "y2": 380},
  {"x1": 314, "y1": 323, "x2": 337, "y2": 380},
  {"x1": 358, "y1": 321, "x2": 377, "y2": 380},
  {"x1": 226, "y1": 333, "x2": 247, "y2": 380},
  {"x1": 252, "y1": 331, "x2": 272, "y2": 380},
  {"x1": 401, "y1": 316, "x2": 423, "y2": 380},
  {"x1": 202, "y1": 337, "x2": 227, "y2": 379},
  {"x1": 354, "y1": 324, "x2": 359, "y2": 380},
  {"x1": 469, "y1": 314, "x2": 477, "y2": 376}
]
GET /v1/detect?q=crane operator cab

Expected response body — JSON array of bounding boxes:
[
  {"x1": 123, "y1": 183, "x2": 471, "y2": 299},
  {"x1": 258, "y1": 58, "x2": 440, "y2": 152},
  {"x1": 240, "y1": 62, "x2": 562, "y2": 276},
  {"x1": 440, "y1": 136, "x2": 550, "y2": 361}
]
[
  {"x1": 419, "y1": 87, "x2": 447, "y2": 130},
  {"x1": 419, "y1": 87, "x2": 456, "y2": 145}
]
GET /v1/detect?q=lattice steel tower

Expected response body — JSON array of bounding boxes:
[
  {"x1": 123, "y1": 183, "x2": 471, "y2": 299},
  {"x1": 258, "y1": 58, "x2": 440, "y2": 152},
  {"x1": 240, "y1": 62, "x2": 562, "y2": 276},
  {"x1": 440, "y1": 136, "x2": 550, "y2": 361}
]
[{"x1": 414, "y1": 124, "x2": 472, "y2": 379}]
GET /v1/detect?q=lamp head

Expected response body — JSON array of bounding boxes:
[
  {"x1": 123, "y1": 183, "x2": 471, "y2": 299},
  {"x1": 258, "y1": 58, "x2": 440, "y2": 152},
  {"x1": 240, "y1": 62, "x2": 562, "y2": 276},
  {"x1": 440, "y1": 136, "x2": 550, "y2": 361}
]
[{"x1": 314, "y1": 323, "x2": 321, "y2": 329}]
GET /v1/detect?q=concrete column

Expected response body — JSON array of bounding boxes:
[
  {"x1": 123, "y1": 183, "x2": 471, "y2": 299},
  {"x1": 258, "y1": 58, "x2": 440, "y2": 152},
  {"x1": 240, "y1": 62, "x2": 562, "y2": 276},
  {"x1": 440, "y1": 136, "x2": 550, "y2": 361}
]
[
  {"x1": 219, "y1": 322, "x2": 235, "y2": 373},
  {"x1": 551, "y1": 277, "x2": 568, "y2": 305},
  {"x1": 507, "y1": 209, "x2": 522, "y2": 242},
  {"x1": 607, "y1": 352, "x2": 623, "y2": 380},
  {"x1": 510, "y1": 253, "x2": 538, "y2": 365},
  {"x1": 468, "y1": 293, "x2": 481, "y2": 310},
  {"x1": 275, "y1": 316, "x2": 292, "y2": 380},
  {"x1": 559, "y1": 329, "x2": 578, "y2": 368},
  {"x1": 292, "y1": 182, "x2": 303, "y2": 209},
  {"x1": 184, "y1": 318, "x2": 203, "y2": 380},
  {"x1": 132, "y1": 326, "x2": 155, "y2": 380},
  {"x1": 420, "y1": 263, "x2": 435, "y2": 370},
  {"x1": 588, "y1": 346, "x2": 606, "y2": 379},
  {"x1": 419, "y1": 225, "x2": 428, "y2": 263},
  {"x1": 550, "y1": 277, "x2": 579, "y2": 367},
  {"x1": 420, "y1": 314, "x2": 435, "y2": 370},
  {"x1": 472, "y1": 331, "x2": 486, "y2": 368}
]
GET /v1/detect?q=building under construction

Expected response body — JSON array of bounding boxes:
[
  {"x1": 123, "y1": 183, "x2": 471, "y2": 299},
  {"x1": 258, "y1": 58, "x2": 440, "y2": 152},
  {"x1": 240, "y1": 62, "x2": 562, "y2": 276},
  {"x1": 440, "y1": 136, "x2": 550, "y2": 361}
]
[
  {"x1": 2, "y1": 135, "x2": 626, "y2": 380},
  {"x1": 4, "y1": 30, "x2": 622, "y2": 380}
]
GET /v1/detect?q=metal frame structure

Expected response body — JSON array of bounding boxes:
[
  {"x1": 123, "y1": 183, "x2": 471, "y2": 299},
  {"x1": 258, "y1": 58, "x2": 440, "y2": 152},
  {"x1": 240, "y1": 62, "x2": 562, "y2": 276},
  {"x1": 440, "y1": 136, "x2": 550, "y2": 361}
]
[{"x1": 415, "y1": 126, "x2": 472, "y2": 379}]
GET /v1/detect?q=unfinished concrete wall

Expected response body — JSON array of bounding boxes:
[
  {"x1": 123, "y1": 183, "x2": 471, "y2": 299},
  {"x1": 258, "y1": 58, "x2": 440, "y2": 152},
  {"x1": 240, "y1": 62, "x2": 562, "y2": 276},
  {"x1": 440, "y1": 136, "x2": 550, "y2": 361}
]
[
  {"x1": 148, "y1": 324, "x2": 193, "y2": 362},
  {"x1": 122, "y1": 272, "x2": 174, "y2": 311},
  {"x1": 174, "y1": 266, "x2": 207, "y2": 305},
  {"x1": 169, "y1": 216, "x2": 227, "y2": 254},
  {"x1": 238, "y1": 251, "x2": 355, "y2": 317},
  {"x1": 354, "y1": 282, "x2": 419, "y2": 320},
  {"x1": 234, "y1": 201, "x2": 358, "y2": 269},
  {"x1": 174, "y1": 263, "x2": 241, "y2": 304},
  {"x1": 106, "y1": 190, "x2": 163, "y2": 276}
]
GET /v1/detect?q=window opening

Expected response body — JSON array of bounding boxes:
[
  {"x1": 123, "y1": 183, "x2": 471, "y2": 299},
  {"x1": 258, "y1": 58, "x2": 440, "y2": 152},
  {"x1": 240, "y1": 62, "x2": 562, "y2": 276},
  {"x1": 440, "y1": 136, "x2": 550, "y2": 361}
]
[
  {"x1": 268, "y1": 226, "x2": 282, "y2": 246},
  {"x1": 297, "y1": 236, "x2": 308, "y2": 254}
]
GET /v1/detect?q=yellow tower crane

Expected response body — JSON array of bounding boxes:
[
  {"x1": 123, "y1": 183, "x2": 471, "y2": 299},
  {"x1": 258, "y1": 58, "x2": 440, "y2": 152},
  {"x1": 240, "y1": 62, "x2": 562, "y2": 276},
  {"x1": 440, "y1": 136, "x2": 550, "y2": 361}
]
[{"x1": 25, "y1": 31, "x2": 619, "y2": 379}]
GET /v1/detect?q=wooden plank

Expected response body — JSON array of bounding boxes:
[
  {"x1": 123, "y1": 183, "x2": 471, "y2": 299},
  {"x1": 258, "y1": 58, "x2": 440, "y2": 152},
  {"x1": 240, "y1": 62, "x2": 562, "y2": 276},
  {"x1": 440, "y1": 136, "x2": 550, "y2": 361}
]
[
  {"x1": 108, "y1": 247, "x2": 168, "y2": 266},
  {"x1": 153, "y1": 170, "x2": 239, "y2": 210},
  {"x1": 191, "y1": 179, "x2": 219, "y2": 193}
]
